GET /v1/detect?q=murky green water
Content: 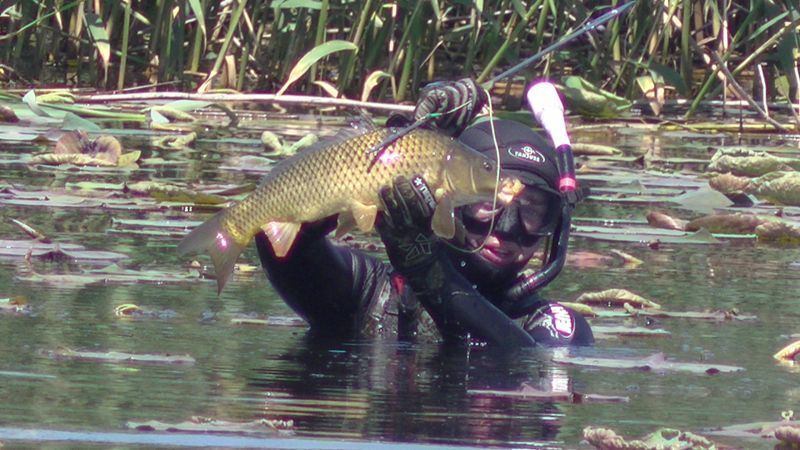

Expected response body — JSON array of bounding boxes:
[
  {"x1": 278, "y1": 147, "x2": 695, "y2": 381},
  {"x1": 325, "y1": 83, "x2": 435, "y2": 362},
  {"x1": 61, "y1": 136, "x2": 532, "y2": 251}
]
[{"x1": 0, "y1": 112, "x2": 799, "y2": 449}]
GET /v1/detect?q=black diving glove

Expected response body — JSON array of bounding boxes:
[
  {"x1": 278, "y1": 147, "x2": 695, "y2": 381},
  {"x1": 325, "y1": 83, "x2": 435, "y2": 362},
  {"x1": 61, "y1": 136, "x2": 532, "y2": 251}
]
[
  {"x1": 377, "y1": 176, "x2": 540, "y2": 347},
  {"x1": 376, "y1": 175, "x2": 444, "y2": 293},
  {"x1": 414, "y1": 78, "x2": 488, "y2": 136}
]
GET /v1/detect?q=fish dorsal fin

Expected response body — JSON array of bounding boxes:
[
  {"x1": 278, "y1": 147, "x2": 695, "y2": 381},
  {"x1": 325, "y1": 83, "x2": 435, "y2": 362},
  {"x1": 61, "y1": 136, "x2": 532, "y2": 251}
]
[
  {"x1": 351, "y1": 201, "x2": 378, "y2": 232},
  {"x1": 262, "y1": 221, "x2": 302, "y2": 258},
  {"x1": 335, "y1": 211, "x2": 357, "y2": 238},
  {"x1": 431, "y1": 193, "x2": 455, "y2": 239}
]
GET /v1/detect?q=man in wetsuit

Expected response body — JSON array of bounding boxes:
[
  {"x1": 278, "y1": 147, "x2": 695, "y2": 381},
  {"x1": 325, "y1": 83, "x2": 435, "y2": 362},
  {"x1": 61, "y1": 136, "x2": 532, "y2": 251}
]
[{"x1": 255, "y1": 79, "x2": 593, "y2": 347}]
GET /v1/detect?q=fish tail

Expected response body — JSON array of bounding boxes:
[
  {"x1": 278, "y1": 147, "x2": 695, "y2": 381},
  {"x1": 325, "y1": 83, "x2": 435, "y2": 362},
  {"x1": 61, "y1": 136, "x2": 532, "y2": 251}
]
[{"x1": 177, "y1": 211, "x2": 248, "y2": 294}]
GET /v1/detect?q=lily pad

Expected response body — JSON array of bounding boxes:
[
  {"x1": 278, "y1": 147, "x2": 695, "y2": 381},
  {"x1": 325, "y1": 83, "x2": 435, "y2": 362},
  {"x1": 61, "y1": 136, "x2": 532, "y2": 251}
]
[
  {"x1": 560, "y1": 76, "x2": 632, "y2": 118},
  {"x1": 552, "y1": 352, "x2": 744, "y2": 374},
  {"x1": 575, "y1": 289, "x2": 661, "y2": 309},
  {"x1": 16, "y1": 263, "x2": 208, "y2": 288},
  {"x1": 42, "y1": 348, "x2": 195, "y2": 365},
  {"x1": 0, "y1": 239, "x2": 128, "y2": 263},
  {"x1": 686, "y1": 213, "x2": 768, "y2": 234},
  {"x1": 749, "y1": 171, "x2": 800, "y2": 206},
  {"x1": 707, "y1": 148, "x2": 797, "y2": 177},
  {"x1": 584, "y1": 426, "x2": 718, "y2": 450},
  {"x1": 467, "y1": 382, "x2": 629, "y2": 404},
  {"x1": 591, "y1": 326, "x2": 671, "y2": 338},
  {"x1": 127, "y1": 417, "x2": 294, "y2": 434}
]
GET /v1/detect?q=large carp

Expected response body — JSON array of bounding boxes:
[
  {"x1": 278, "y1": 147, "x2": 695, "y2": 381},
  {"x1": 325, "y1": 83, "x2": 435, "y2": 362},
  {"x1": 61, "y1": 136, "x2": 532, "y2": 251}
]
[{"x1": 178, "y1": 125, "x2": 523, "y2": 293}]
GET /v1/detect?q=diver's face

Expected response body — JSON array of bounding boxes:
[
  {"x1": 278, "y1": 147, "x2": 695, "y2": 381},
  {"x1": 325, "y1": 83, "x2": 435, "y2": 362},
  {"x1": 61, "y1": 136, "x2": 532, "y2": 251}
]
[{"x1": 458, "y1": 186, "x2": 559, "y2": 274}]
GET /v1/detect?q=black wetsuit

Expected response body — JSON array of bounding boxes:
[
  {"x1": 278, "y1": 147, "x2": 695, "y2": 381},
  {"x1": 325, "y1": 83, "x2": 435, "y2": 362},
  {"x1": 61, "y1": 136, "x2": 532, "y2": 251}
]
[{"x1": 255, "y1": 219, "x2": 593, "y2": 346}]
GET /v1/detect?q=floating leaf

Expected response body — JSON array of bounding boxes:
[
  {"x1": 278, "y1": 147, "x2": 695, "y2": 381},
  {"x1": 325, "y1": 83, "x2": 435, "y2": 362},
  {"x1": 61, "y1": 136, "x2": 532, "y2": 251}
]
[
  {"x1": 468, "y1": 382, "x2": 629, "y2": 404},
  {"x1": 277, "y1": 40, "x2": 358, "y2": 95},
  {"x1": 125, "y1": 181, "x2": 227, "y2": 205},
  {"x1": 646, "y1": 211, "x2": 687, "y2": 231},
  {"x1": 152, "y1": 132, "x2": 196, "y2": 149},
  {"x1": 708, "y1": 148, "x2": 796, "y2": 177},
  {"x1": 0, "y1": 104, "x2": 19, "y2": 122},
  {"x1": 62, "y1": 111, "x2": 102, "y2": 131},
  {"x1": 22, "y1": 90, "x2": 51, "y2": 117},
  {"x1": 591, "y1": 325, "x2": 671, "y2": 338},
  {"x1": 553, "y1": 352, "x2": 744, "y2": 374},
  {"x1": 261, "y1": 131, "x2": 284, "y2": 152},
  {"x1": 30, "y1": 153, "x2": 117, "y2": 166},
  {"x1": 115, "y1": 303, "x2": 177, "y2": 320},
  {"x1": 749, "y1": 171, "x2": 800, "y2": 206},
  {"x1": 708, "y1": 173, "x2": 752, "y2": 194},
  {"x1": 231, "y1": 315, "x2": 307, "y2": 327},
  {"x1": 0, "y1": 239, "x2": 128, "y2": 262},
  {"x1": 575, "y1": 289, "x2": 661, "y2": 309},
  {"x1": 127, "y1": 417, "x2": 294, "y2": 434},
  {"x1": 755, "y1": 221, "x2": 800, "y2": 246},
  {"x1": 560, "y1": 76, "x2": 632, "y2": 118},
  {"x1": 42, "y1": 348, "x2": 195, "y2": 365},
  {"x1": 281, "y1": 133, "x2": 318, "y2": 155},
  {"x1": 571, "y1": 142, "x2": 622, "y2": 156},
  {"x1": 774, "y1": 339, "x2": 800, "y2": 364},
  {"x1": 686, "y1": 213, "x2": 767, "y2": 234},
  {"x1": 0, "y1": 296, "x2": 32, "y2": 315},
  {"x1": 149, "y1": 106, "x2": 197, "y2": 123},
  {"x1": 584, "y1": 427, "x2": 718, "y2": 450},
  {"x1": 17, "y1": 263, "x2": 207, "y2": 287}
]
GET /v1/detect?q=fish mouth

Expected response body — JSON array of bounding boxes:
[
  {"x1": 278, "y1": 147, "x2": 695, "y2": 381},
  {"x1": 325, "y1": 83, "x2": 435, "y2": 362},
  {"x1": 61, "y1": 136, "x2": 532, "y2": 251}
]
[{"x1": 496, "y1": 177, "x2": 525, "y2": 205}]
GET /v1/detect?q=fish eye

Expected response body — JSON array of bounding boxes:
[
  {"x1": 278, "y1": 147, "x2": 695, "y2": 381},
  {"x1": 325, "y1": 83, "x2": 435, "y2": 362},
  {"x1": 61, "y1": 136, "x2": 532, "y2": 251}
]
[{"x1": 482, "y1": 161, "x2": 493, "y2": 172}]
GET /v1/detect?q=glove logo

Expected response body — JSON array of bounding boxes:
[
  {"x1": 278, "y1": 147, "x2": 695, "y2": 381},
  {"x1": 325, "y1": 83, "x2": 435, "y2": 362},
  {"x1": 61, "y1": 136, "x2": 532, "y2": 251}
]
[
  {"x1": 400, "y1": 233, "x2": 432, "y2": 263},
  {"x1": 508, "y1": 144, "x2": 545, "y2": 165},
  {"x1": 411, "y1": 176, "x2": 437, "y2": 210}
]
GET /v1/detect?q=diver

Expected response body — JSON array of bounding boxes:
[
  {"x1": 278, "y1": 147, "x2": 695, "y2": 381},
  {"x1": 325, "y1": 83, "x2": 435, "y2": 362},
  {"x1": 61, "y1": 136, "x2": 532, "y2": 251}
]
[{"x1": 255, "y1": 78, "x2": 593, "y2": 347}]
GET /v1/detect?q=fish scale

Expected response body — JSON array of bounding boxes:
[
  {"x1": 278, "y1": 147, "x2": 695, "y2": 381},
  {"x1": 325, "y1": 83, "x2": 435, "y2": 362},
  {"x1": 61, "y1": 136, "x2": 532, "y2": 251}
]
[{"x1": 178, "y1": 126, "x2": 522, "y2": 293}]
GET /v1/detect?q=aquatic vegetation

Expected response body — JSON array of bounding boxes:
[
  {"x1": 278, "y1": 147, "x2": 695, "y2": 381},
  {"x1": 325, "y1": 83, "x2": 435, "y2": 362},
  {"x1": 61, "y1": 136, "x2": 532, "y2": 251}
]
[
  {"x1": 584, "y1": 427, "x2": 718, "y2": 450},
  {"x1": 554, "y1": 352, "x2": 744, "y2": 374},
  {"x1": 127, "y1": 417, "x2": 294, "y2": 435},
  {"x1": 774, "y1": 340, "x2": 800, "y2": 364},
  {"x1": 575, "y1": 288, "x2": 661, "y2": 310},
  {"x1": 41, "y1": 348, "x2": 196, "y2": 365},
  {"x1": 0, "y1": 0, "x2": 797, "y2": 124}
]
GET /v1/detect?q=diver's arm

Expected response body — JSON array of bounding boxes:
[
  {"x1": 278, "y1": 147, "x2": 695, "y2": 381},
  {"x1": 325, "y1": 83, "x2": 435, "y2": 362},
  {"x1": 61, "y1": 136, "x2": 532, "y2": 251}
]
[
  {"x1": 255, "y1": 217, "x2": 372, "y2": 335},
  {"x1": 401, "y1": 255, "x2": 536, "y2": 346}
]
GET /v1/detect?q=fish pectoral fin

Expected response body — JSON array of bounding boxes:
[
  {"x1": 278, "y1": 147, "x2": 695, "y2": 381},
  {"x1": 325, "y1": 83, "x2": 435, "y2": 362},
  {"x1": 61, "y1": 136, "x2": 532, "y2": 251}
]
[
  {"x1": 350, "y1": 201, "x2": 378, "y2": 232},
  {"x1": 335, "y1": 211, "x2": 357, "y2": 239},
  {"x1": 431, "y1": 193, "x2": 455, "y2": 239},
  {"x1": 262, "y1": 221, "x2": 302, "y2": 258}
]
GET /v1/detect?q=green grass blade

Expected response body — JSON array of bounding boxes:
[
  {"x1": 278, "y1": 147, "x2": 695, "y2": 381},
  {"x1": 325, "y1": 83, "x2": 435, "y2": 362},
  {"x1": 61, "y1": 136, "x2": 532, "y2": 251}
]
[{"x1": 277, "y1": 40, "x2": 357, "y2": 95}]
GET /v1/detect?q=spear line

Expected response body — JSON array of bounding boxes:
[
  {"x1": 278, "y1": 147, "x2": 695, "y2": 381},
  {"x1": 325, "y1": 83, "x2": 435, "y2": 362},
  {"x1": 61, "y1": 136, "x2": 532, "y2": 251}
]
[{"x1": 484, "y1": 1, "x2": 636, "y2": 88}]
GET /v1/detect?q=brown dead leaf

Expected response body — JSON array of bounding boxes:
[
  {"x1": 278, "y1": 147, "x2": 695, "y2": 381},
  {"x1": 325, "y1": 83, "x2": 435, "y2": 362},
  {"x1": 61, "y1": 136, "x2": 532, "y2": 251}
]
[
  {"x1": 646, "y1": 211, "x2": 687, "y2": 231},
  {"x1": 576, "y1": 288, "x2": 661, "y2": 309},
  {"x1": 709, "y1": 173, "x2": 751, "y2": 194},
  {"x1": 686, "y1": 213, "x2": 766, "y2": 234},
  {"x1": 774, "y1": 340, "x2": 800, "y2": 364}
]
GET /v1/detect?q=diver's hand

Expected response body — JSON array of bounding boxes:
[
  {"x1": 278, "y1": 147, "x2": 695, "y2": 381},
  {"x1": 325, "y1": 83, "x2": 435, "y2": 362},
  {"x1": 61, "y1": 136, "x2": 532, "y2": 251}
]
[
  {"x1": 376, "y1": 175, "x2": 441, "y2": 286},
  {"x1": 299, "y1": 214, "x2": 337, "y2": 240},
  {"x1": 414, "y1": 78, "x2": 488, "y2": 136}
]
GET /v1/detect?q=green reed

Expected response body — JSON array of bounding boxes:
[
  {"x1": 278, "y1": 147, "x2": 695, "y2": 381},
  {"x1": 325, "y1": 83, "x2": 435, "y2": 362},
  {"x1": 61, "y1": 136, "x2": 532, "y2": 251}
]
[{"x1": 0, "y1": 0, "x2": 797, "y2": 114}]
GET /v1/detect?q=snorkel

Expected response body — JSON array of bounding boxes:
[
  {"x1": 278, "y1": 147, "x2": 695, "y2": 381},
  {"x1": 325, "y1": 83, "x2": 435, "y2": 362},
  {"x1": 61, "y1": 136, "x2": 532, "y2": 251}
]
[{"x1": 506, "y1": 82, "x2": 578, "y2": 301}]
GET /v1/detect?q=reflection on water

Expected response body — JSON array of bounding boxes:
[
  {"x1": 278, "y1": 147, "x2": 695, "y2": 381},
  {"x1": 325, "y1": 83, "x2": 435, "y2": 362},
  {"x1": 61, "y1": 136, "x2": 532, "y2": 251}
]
[{"x1": 0, "y1": 117, "x2": 798, "y2": 449}]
